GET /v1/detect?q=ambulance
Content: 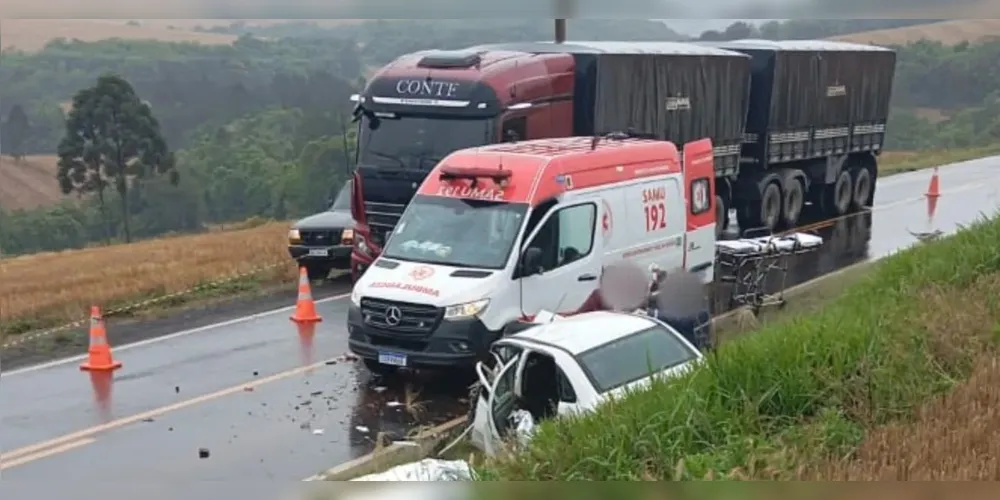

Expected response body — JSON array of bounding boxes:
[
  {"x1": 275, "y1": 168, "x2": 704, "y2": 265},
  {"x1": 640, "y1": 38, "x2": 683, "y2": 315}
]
[{"x1": 346, "y1": 135, "x2": 718, "y2": 373}]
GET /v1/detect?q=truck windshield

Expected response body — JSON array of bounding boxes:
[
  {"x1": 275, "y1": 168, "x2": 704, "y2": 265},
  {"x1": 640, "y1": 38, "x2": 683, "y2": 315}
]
[
  {"x1": 382, "y1": 195, "x2": 528, "y2": 269},
  {"x1": 329, "y1": 180, "x2": 352, "y2": 211},
  {"x1": 357, "y1": 114, "x2": 493, "y2": 169}
]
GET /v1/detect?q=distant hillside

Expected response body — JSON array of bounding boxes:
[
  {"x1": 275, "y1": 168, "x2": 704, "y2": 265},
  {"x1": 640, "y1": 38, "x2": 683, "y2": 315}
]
[{"x1": 833, "y1": 19, "x2": 1000, "y2": 45}]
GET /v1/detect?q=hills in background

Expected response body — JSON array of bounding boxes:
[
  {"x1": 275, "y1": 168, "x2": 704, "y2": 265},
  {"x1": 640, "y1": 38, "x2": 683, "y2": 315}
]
[
  {"x1": 3, "y1": 18, "x2": 1000, "y2": 52},
  {"x1": 1, "y1": 18, "x2": 997, "y2": 211}
]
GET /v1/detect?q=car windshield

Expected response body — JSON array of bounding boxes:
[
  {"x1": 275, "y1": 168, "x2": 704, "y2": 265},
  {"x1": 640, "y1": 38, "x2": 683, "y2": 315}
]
[
  {"x1": 329, "y1": 180, "x2": 352, "y2": 211},
  {"x1": 357, "y1": 114, "x2": 493, "y2": 169},
  {"x1": 382, "y1": 195, "x2": 527, "y2": 269},
  {"x1": 577, "y1": 325, "x2": 699, "y2": 393}
]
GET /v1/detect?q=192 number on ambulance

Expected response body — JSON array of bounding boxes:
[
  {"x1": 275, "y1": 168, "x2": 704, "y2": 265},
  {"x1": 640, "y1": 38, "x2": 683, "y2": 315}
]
[{"x1": 642, "y1": 187, "x2": 667, "y2": 232}]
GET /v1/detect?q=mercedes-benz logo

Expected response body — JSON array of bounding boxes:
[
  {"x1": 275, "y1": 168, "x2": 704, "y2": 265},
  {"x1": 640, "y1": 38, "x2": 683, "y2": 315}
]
[{"x1": 384, "y1": 306, "x2": 403, "y2": 326}]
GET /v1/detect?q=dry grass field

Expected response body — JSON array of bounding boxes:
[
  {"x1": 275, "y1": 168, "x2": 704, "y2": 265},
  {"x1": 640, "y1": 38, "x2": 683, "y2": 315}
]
[
  {"x1": 803, "y1": 274, "x2": 1000, "y2": 480},
  {"x1": 0, "y1": 155, "x2": 66, "y2": 210},
  {"x1": 834, "y1": 18, "x2": 1000, "y2": 46},
  {"x1": 0, "y1": 221, "x2": 296, "y2": 338},
  {"x1": 0, "y1": 19, "x2": 367, "y2": 52}
]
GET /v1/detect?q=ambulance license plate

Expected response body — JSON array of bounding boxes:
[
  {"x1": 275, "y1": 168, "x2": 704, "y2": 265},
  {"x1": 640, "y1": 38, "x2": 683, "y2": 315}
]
[{"x1": 377, "y1": 352, "x2": 407, "y2": 367}]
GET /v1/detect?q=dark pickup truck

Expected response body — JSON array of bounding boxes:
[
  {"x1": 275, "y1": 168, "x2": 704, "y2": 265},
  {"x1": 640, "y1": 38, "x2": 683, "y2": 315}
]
[{"x1": 287, "y1": 180, "x2": 356, "y2": 281}]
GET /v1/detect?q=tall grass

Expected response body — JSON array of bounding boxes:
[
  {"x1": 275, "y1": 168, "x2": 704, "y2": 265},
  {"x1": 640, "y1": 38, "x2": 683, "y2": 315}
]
[{"x1": 478, "y1": 212, "x2": 1000, "y2": 480}]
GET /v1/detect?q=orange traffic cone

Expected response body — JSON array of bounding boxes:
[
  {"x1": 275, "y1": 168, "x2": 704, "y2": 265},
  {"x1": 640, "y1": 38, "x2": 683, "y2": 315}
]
[
  {"x1": 290, "y1": 267, "x2": 322, "y2": 324},
  {"x1": 927, "y1": 193, "x2": 939, "y2": 223},
  {"x1": 80, "y1": 306, "x2": 122, "y2": 372},
  {"x1": 926, "y1": 167, "x2": 940, "y2": 198}
]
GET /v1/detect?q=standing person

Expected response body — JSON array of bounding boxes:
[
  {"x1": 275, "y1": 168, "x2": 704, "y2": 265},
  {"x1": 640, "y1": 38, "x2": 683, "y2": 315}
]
[
  {"x1": 648, "y1": 270, "x2": 712, "y2": 350},
  {"x1": 574, "y1": 262, "x2": 649, "y2": 314}
]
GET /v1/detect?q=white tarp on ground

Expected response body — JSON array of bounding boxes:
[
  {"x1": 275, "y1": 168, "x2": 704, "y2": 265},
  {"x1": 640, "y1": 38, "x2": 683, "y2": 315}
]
[{"x1": 350, "y1": 458, "x2": 474, "y2": 481}]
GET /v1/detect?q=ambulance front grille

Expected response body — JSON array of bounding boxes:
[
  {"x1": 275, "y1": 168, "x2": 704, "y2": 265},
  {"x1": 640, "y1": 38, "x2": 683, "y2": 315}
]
[{"x1": 360, "y1": 298, "x2": 442, "y2": 336}]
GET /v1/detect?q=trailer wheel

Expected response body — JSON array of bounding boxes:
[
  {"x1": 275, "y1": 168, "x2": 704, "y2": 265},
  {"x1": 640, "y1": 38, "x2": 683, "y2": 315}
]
[
  {"x1": 736, "y1": 182, "x2": 782, "y2": 234},
  {"x1": 823, "y1": 170, "x2": 853, "y2": 218},
  {"x1": 851, "y1": 166, "x2": 874, "y2": 211},
  {"x1": 780, "y1": 177, "x2": 805, "y2": 229},
  {"x1": 714, "y1": 195, "x2": 728, "y2": 239}
]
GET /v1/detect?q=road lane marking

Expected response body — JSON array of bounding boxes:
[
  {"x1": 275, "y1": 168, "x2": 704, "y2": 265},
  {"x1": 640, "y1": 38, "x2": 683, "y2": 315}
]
[
  {"x1": 6, "y1": 167, "x2": 999, "y2": 378},
  {"x1": 1, "y1": 358, "x2": 337, "y2": 461},
  {"x1": 0, "y1": 437, "x2": 97, "y2": 470},
  {"x1": 5, "y1": 292, "x2": 351, "y2": 376}
]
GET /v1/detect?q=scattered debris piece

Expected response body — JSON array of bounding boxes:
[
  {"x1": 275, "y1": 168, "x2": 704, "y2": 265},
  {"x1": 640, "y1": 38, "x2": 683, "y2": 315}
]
[
  {"x1": 386, "y1": 401, "x2": 402, "y2": 408},
  {"x1": 198, "y1": 448, "x2": 210, "y2": 459},
  {"x1": 373, "y1": 386, "x2": 387, "y2": 393},
  {"x1": 243, "y1": 386, "x2": 254, "y2": 392},
  {"x1": 175, "y1": 386, "x2": 180, "y2": 394},
  {"x1": 355, "y1": 425, "x2": 370, "y2": 433},
  {"x1": 142, "y1": 417, "x2": 155, "y2": 423},
  {"x1": 300, "y1": 422, "x2": 311, "y2": 430},
  {"x1": 312, "y1": 429, "x2": 325, "y2": 435},
  {"x1": 253, "y1": 371, "x2": 259, "y2": 376},
  {"x1": 325, "y1": 360, "x2": 338, "y2": 366},
  {"x1": 310, "y1": 391, "x2": 323, "y2": 397}
]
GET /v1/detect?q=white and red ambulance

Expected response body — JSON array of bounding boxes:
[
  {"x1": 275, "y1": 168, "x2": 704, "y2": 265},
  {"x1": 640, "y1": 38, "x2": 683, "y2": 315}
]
[{"x1": 347, "y1": 135, "x2": 718, "y2": 373}]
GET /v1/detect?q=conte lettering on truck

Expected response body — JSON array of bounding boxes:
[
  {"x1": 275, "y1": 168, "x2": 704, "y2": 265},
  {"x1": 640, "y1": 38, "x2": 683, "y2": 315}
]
[
  {"x1": 437, "y1": 185, "x2": 505, "y2": 201},
  {"x1": 395, "y1": 79, "x2": 460, "y2": 98}
]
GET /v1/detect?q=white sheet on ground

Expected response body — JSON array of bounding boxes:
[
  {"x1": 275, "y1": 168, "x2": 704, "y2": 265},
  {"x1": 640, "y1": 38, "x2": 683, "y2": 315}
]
[
  {"x1": 349, "y1": 458, "x2": 474, "y2": 481},
  {"x1": 716, "y1": 232, "x2": 824, "y2": 255}
]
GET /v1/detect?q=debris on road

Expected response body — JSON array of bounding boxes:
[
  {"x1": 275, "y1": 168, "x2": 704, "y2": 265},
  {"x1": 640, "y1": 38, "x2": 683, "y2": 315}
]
[
  {"x1": 312, "y1": 429, "x2": 325, "y2": 435},
  {"x1": 355, "y1": 425, "x2": 370, "y2": 433},
  {"x1": 198, "y1": 448, "x2": 210, "y2": 459}
]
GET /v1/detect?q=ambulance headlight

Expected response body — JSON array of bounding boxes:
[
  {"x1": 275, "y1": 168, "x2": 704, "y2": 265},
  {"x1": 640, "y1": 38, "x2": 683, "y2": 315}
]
[
  {"x1": 350, "y1": 288, "x2": 362, "y2": 307},
  {"x1": 444, "y1": 299, "x2": 490, "y2": 319}
]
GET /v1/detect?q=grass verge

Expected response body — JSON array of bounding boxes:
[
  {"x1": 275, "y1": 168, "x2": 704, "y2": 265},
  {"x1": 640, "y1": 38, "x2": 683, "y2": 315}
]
[
  {"x1": 476, "y1": 211, "x2": 1000, "y2": 480},
  {"x1": 1, "y1": 145, "x2": 995, "y2": 343}
]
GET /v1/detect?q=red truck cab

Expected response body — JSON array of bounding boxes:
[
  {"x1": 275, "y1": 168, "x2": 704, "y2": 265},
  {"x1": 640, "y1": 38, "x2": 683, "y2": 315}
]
[{"x1": 348, "y1": 49, "x2": 575, "y2": 281}]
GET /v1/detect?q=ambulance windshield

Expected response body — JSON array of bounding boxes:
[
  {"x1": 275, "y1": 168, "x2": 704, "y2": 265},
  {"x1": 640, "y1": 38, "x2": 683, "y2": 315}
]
[{"x1": 382, "y1": 195, "x2": 528, "y2": 269}]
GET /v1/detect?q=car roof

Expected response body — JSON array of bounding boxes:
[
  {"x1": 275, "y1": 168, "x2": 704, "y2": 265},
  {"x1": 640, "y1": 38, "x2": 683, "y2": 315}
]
[{"x1": 511, "y1": 312, "x2": 660, "y2": 355}]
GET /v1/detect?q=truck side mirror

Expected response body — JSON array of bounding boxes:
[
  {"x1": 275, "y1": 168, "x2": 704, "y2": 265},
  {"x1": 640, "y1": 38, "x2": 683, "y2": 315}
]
[{"x1": 520, "y1": 247, "x2": 544, "y2": 276}]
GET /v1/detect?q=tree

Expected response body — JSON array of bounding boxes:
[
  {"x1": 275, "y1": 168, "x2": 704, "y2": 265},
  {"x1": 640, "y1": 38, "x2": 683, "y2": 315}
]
[
  {"x1": 2, "y1": 104, "x2": 31, "y2": 161},
  {"x1": 56, "y1": 74, "x2": 177, "y2": 243}
]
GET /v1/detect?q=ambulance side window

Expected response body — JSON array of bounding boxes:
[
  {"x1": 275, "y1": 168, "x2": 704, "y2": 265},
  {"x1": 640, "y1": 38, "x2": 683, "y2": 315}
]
[{"x1": 529, "y1": 203, "x2": 596, "y2": 272}]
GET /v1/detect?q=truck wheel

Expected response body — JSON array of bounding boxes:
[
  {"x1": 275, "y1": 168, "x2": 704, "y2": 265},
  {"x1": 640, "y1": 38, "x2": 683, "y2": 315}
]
[
  {"x1": 735, "y1": 182, "x2": 782, "y2": 234},
  {"x1": 780, "y1": 177, "x2": 805, "y2": 229},
  {"x1": 714, "y1": 195, "x2": 728, "y2": 239},
  {"x1": 823, "y1": 170, "x2": 853, "y2": 217},
  {"x1": 851, "y1": 166, "x2": 874, "y2": 211},
  {"x1": 363, "y1": 358, "x2": 399, "y2": 376},
  {"x1": 305, "y1": 264, "x2": 332, "y2": 282}
]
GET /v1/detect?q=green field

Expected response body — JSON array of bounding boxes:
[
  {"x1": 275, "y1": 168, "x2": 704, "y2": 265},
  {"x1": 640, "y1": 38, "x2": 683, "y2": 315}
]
[{"x1": 476, "y1": 211, "x2": 1000, "y2": 481}]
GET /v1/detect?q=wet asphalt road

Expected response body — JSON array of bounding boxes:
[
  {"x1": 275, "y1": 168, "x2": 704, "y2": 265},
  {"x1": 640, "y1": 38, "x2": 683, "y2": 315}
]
[{"x1": 1, "y1": 156, "x2": 999, "y2": 493}]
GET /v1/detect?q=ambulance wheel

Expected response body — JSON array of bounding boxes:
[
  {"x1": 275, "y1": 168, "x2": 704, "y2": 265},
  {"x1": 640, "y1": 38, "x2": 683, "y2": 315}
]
[
  {"x1": 780, "y1": 177, "x2": 805, "y2": 229},
  {"x1": 822, "y1": 170, "x2": 853, "y2": 218},
  {"x1": 850, "y1": 166, "x2": 874, "y2": 212},
  {"x1": 305, "y1": 263, "x2": 332, "y2": 282},
  {"x1": 363, "y1": 358, "x2": 398, "y2": 376}
]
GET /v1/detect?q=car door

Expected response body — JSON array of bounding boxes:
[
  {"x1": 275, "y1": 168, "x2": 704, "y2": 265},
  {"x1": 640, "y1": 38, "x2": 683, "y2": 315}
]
[
  {"x1": 482, "y1": 355, "x2": 522, "y2": 456},
  {"x1": 517, "y1": 201, "x2": 602, "y2": 316}
]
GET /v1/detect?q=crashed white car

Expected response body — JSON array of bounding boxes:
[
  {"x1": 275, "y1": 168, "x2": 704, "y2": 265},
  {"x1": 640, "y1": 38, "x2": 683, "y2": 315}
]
[{"x1": 469, "y1": 310, "x2": 705, "y2": 455}]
